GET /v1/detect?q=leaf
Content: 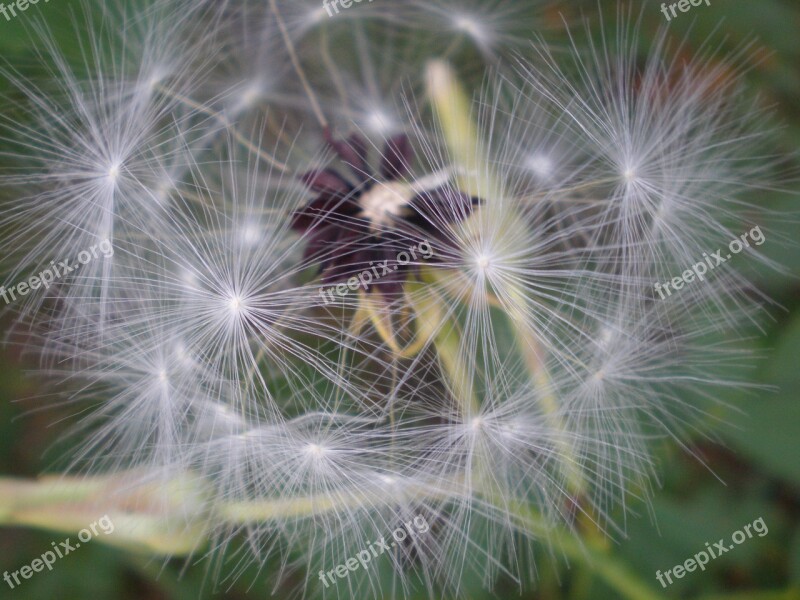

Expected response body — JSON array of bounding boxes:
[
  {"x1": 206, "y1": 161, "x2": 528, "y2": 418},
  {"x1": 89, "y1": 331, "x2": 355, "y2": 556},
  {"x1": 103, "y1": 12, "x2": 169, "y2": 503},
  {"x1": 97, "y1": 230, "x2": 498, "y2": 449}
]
[{"x1": 721, "y1": 314, "x2": 800, "y2": 486}]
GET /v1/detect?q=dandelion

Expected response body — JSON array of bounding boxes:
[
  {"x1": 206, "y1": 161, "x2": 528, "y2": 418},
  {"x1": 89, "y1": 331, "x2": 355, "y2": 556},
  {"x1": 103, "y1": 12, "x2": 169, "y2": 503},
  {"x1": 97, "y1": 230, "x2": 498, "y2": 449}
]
[{"x1": 0, "y1": 2, "x2": 793, "y2": 599}]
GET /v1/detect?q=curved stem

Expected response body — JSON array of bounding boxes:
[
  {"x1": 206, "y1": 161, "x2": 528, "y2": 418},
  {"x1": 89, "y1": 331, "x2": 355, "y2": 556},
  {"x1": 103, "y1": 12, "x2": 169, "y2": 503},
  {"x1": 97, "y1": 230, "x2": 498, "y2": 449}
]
[
  {"x1": 0, "y1": 474, "x2": 209, "y2": 555},
  {"x1": 505, "y1": 498, "x2": 666, "y2": 600},
  {"x1": 0, "y1": 473, "x2": 664, "y2": 600},
  {"x1": 269, "y1": 0, "x2": 328, "y2": 129},
  {"x1": 504, "y1": 283, "x2": 587, "y2": 496},
  {"x1": 154, "y1": 84, "x2": 291, "y2": 173},
  {"x1": 425, "y1": 61, "x2": 586, "y2": 496},
  {"x1": 406, "y1": 280, "x2": 480, "y2": 416},
  {"x1": 358, "y1": 289, "x2": 430, "y2": 359}
]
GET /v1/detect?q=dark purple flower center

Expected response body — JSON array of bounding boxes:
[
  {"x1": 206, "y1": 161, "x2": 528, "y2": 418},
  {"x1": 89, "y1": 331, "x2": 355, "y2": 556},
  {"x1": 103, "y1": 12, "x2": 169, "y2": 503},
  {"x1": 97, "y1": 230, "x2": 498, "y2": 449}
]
[{"x1": 291, "y1": 129, "x2": 479, "y2": 296}]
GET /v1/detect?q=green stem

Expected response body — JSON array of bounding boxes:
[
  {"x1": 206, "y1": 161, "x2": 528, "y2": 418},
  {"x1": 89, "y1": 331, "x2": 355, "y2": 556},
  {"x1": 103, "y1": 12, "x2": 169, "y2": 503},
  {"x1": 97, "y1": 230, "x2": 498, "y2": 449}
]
[
  {"x1": 502, "y1": 498, "x2": 666, "y2": 600},
  {"x1": 425, "y1": 60, "x2": 586, "y2": 497},
  {"x1": 406, "y1": 280, "x2": 480, "y2": 416},
  {"x1": 504, "y1": 284, "x2": 587, "y2": 496},
  {"x1": 0, "y1": 473, "x2": 209, "y2": 555},
  {"x1": 0, "y1": 472, "x2": 665, "y2": 599},
  {"x1": 407, "y1": 273, "x2": 652, "y2": 598},
  {"x1": 425, "y1": 60, "x2": 499, "y2": 200}
]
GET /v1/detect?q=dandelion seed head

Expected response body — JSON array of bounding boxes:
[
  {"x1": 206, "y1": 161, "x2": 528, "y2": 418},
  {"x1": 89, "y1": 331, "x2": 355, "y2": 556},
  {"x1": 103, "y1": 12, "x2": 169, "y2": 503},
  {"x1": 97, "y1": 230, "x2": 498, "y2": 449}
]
[
  {"x1": 240, "y1": 222, "x2": 261, "y2": 245},
  {"x1": 227, "y1": 293, "x2": 245, "y2": 315},
  {"x1": 171, "y1": 341, "x2": 198, "y2": 369},
  {"x1": 242, "y1": 83, "x2": 263, "y2": 106},
  {"x1": 144, "y1": 65, "x2": 172, "y2": 93},
  {"x1": 153, "y1": 180, "x2": 174, "y2": 204},
  {"x1": 307, "y1": 6, "x2": 327, "y2": 24},
  {"x1": 107, "y1": 163, "x2": 121, "y2": 183},
  {"x1": 474, "y1": 252, "x2": 492, "y2": 272},
  {"x1": 235, "y1": 428, "x2": 263, "y2": 442},
  {"x1": 0, "y1": 2, "x2": 792, "y2": 597},
  {"x1": 366, "y1": 108, "x2": 394, "y2": 134},
  {"x1": 305, "y1": 443, "x2": 326, "y2": 458},
  {"x1": 527, "y1": 153, "x2": 554, "y2": 179},
  {"x1": 622, "y1": 167, "x2": 637, "y2": 182},
  {"x1": 454, "y1": 14, "x2": 489, "y2": 44}
]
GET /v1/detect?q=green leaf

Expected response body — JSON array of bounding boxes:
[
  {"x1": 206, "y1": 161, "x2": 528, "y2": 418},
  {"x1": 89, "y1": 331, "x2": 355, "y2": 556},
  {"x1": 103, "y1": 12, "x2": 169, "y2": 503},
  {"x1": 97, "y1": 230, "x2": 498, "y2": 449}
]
[{"x1": 722, "y1": 314, "x2": 800, "y2": 486}]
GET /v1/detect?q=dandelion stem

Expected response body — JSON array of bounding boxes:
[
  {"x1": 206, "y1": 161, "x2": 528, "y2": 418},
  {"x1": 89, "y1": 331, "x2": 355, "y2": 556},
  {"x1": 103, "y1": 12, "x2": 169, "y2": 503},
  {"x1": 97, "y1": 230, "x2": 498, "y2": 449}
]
[
  {"x1": 319, "y1": 28, "x2": 351, "y2": 114},
  {"x1": 0, "y1": 474, "x2": 209, "y2": 555},
  {"x1": 269, "y1": 0, "x2": 329, "y2": 130},
  {"x1": 406, "y1": 280, "x2": 480, "y2": 416},
  {"x1": 0, "y1": 473, "x2": 664, "y2": 600},
  {"x1": 425, "y1": 60, "x2": 505, "y2": 202},
  {"x1": 425, "y1": 61, "x2": 586, "y2": 495},
  {"x1": 420, "y1": 266, "x2": 502, "y2": 308},
  {"x1": 502, "y1": 498, "x2": 667, "y2": 600},
  {"x1": 505, "y1": 285, "x2": 587, "y2": 496},
  {"x1": 358, "y1": 290, "x2": 429, "y2": 359},
  {"x1": 153, "y1": 84, "x2": 291, "y2": 173}
]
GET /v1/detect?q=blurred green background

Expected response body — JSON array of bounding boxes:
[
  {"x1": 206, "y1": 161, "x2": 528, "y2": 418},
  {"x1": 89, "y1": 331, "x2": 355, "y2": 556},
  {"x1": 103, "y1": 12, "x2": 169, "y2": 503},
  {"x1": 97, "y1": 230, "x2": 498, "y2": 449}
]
[{"x1": 0, "y1": 0, "x2": 798, "y2": 598}]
